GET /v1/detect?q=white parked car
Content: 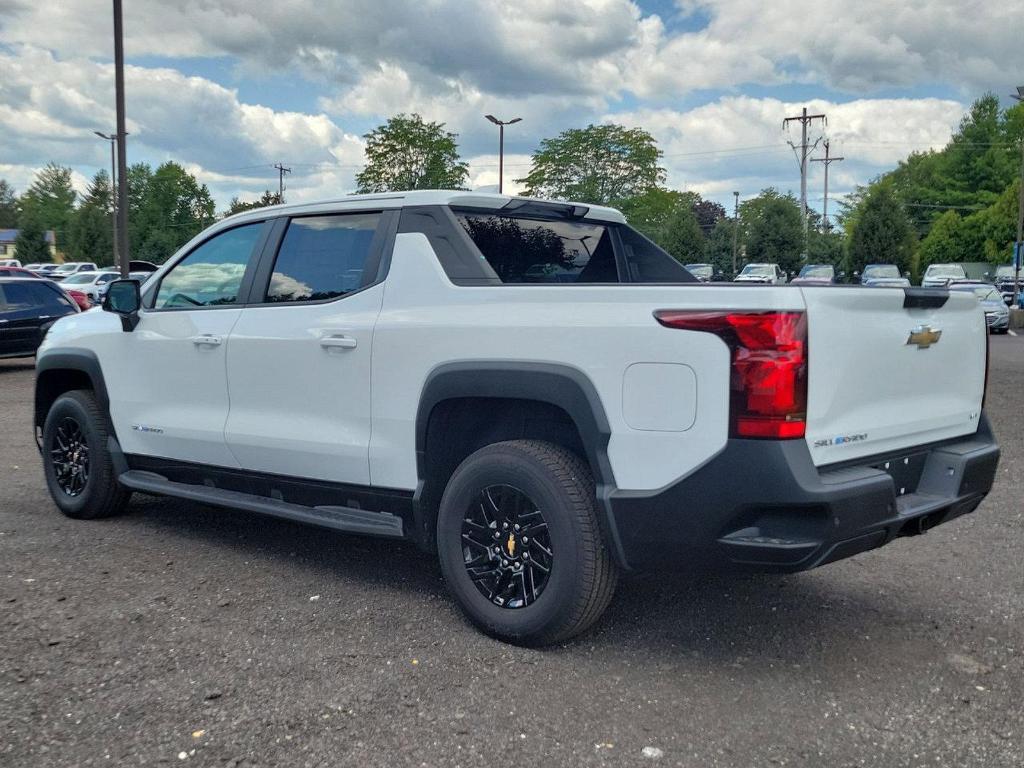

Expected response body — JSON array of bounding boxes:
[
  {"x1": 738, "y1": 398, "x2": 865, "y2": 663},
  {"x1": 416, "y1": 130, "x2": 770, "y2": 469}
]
[
  {"x1": 922, "y1": 263, "x2": 966, "y2": 288},
  {"x1": 32, "y1": 191, "x2": 999, "y2": 645},
  {"x1": 734, "y1": 262, "x2": 787, "y2": 284},
  {"x1": 50, "y1": 262, "x2": 97, "y2": 278},
  {"x1": 57, "y1": 271, "x2": 121, "y2": 303},
  {"x1": 0, "y1": 258, "x2": 22, "y2": 267}
]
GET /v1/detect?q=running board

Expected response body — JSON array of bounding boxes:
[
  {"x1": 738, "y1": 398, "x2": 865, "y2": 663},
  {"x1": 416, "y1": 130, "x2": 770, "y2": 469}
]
[{"x1": 118, "y1": 470, "x2": 405, "y2": 538}]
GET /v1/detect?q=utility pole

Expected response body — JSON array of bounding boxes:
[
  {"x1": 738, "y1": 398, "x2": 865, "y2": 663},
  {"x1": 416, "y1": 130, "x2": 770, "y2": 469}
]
[
  {"x1": 273, "y1": 163, "x2": 291, "y2": 203},
  {"x1": 112, "y1": 0, "x2": 130, "y2": 276},
  {"x1": 1012, "y1": 87, "x2": 1024, "y2": 309},
  {"x1": 811, "y1": 141, "x2": 844, "y2": 233},
  {"x1": 731, "y1": 191, "x2": 740, "y2": 276},
  {"x1": 783, "y1": 107, "x2": 827, "y2": 257},
  {"x1": 94, "y1": 131, "x2": 121, "y2": 267},
  {"x1": 485, "y1": 115, "x2": 522, "y2": 194}
]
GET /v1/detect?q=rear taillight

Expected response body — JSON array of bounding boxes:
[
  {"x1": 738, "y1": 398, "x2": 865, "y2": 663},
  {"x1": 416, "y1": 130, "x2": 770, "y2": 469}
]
[{"x1": 654, "y1": 310, "x2": 808, "y2": 439}]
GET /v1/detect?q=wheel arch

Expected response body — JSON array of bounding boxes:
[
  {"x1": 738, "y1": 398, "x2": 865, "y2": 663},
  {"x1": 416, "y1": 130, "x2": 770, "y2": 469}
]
[
  {"x1": 412, "y1": 361, "x2": 625, "y2": 566},
  {"x1": 35, "y1": 349, "x2": 112, "y2": 441}
]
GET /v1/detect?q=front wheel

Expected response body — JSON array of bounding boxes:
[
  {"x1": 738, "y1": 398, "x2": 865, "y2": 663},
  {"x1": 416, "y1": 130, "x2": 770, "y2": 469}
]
[
  {"x1": 42, "y1": 389, "x2": 132, "y2": 519},
  {"x1": 437, "y1": 440, "x2": 618, "y2": 646}
]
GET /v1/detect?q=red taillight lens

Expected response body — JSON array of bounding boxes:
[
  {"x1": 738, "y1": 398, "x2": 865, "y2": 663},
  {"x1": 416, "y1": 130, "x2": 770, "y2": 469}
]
[{"x1": 654, "y1": 310, "x2": 808, "y2": 439}]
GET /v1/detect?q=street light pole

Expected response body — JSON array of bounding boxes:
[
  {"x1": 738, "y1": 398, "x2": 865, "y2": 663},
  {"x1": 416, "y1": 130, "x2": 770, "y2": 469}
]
[
  {"x1": 94, "y1": 131, "x2": 120, "y2": 267},
  {"x1": 113, "y1": 0, "x2": 130, "y2": 277},
  {"x1": 731, "y1": 191, "x2": 740, "y2": 277},
  {"x1": 1011, "y1": 87, "x2": 1023, "y2": 308},
  {"x1": 484, "y1": 115, "x2": 522, "y2": 194}
]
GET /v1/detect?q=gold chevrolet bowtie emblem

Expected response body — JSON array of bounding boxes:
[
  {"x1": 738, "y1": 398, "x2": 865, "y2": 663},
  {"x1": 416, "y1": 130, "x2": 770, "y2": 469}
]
[
  {"x1": 907, "y1": 325, "x2": 942, "y2": 349},
  {"x1": 506, "y1": 533, "x2": 516, "y2": 557}
]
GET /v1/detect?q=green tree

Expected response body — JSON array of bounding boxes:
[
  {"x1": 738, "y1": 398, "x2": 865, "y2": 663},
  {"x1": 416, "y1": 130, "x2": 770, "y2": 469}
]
[
  {"x1": 14, "y1": 209, "x2": 51, "y2": 263},
  {"x1": 131, "y1": 162, "x2": 216, "y2": 263},
  {"x1": 355, "y1": 113, "x2": 468, "y2": 193},
  {"x1": 19, "y1": 163, "x2": 76, "y2": 256},
  {"x1": 662, "y1": 206, "x2": 705, "y2": 264},
  {"x1": 705, "y1": 218, "x2": 738, "y2": 277},
  {"x1": 742, "y1": 189, "x2": 804, "y2": 274},
  {"x1": 224, "y1": 190, "x2": 283, "y2": 216},
  {"x1": 0, "y1": 179, "x2": 17, "y2": 228},
  {"x1": 517, "y1": 123, "x2": 666, "y2": 205},
  {"x1": 847, "y1": 186, "x2": 916, "y2": 274},
  {"x1": 68, "y1": 171, "x2": 115, "y2": 266}
]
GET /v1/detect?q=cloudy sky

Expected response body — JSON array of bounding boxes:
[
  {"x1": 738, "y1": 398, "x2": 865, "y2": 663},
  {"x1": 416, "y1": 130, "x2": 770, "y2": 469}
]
[{"x1": 1, "y1": 0, "x2": 1021, "y2": 218}]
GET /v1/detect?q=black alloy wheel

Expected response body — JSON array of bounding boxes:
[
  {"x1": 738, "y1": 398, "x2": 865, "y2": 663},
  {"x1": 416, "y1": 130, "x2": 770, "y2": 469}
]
[
  {"x1": 461, "y1": 484, "x2": 554, "y2": 609},
  {"x1": 50, "y1": 416, "x2": 90, "y2": 497}
]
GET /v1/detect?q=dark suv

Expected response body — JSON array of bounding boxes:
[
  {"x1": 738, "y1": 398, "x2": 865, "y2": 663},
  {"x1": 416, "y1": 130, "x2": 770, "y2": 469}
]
[{"x1": 0, "y1": 278, "x2": 79, "y2": 359}]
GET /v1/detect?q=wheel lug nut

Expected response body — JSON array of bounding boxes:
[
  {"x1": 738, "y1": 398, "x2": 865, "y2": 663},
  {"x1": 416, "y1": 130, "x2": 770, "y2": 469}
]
[
  {"x1": 494, "y1": 532, "x2": 500, "y2": 539},
  {"x1": 522, "y1": 536, "x2": 529, "y2": 543},
  {"x1": 523, "y1": 552, "x2": 529, "y2": 559},
  {"x1": 502, "y1": 560, "x2": 509, "y2": 567},
  {"x1": 502, "y1": 522, "x2": 509, "y2": 530},
  {"x1": 513, "y1": 524, "x2": 520, "y2": 531}
]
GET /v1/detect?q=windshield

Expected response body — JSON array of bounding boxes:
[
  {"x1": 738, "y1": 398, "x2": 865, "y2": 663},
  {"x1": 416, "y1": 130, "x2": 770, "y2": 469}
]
[
  {"x1": 926, "y1": 265, "x2": 965, "y2": 277},
  {"x1": 61, "y1": 273, "x2": 96, "y2": 284},
  {"x1": 52, "y1": 265, "x2": 78, "y2": 274},
  {"x1": 863, "y1": 265, "x2": 900, "y2": 279},
  {"x1": 685, "y1": 264, "x2": 713, "y2": 278},
  {"x1": 798, "y1": 265, "x2": 834, "y2": 278},
  {"x1": 996, "y1": 266, "x2": 1015, "y2": 278},
  {"x1": 739, "y1": 264, "x2": 773, "y2": 276}
]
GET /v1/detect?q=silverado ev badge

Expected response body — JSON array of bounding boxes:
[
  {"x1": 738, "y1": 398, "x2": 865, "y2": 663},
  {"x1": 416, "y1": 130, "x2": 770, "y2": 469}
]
[
  {"x1": 814, "y1": 433, "x2": 869, "y2": 449},
  {"x1": 906, "y1": 325, "x2": 942, "y2": 349}
]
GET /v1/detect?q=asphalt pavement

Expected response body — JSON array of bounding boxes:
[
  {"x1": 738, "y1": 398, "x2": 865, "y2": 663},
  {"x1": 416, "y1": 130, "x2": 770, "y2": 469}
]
[{"x1": 1, "y1": 338, "x2": 1022, "y2": 767}]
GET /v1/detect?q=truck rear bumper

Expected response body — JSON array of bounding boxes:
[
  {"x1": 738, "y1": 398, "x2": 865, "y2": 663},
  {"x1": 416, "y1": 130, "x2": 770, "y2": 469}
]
[{"x1": 603, "y1": 415, "x2": 999, "y2": 573}]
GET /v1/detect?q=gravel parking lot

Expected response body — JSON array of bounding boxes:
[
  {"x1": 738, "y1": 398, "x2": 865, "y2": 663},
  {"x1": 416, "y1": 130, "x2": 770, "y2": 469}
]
[{"x1": 2, "y1": 339, "x2": 1022, "y2": 768}]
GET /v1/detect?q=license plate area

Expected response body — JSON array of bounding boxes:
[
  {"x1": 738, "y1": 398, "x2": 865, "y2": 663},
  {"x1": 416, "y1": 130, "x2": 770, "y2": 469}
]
[{"x1": 871, "y1": 452, "x2": 928, "y2": 496}]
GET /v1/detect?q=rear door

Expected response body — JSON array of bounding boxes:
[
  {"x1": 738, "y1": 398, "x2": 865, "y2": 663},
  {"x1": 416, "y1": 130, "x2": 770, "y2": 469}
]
[
  {"x1": 223, "y1": 210, "x2": 394, "y2": 484},
  {"x1": 802, "y1": 287, "x2": 986, "y2": 466},
  {"x1": 0, "y1": 281, "x2": 76, "y2": 356}
]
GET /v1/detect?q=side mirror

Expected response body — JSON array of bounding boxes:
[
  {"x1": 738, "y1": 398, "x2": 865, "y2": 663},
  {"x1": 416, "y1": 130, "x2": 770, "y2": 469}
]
[{"x1": 103, "y1": 279, "x2": 141, "y2": 331}]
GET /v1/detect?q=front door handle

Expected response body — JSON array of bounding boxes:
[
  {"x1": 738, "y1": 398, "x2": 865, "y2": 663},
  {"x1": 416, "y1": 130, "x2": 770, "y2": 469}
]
[
  {"x1": 320, "y1": 334, "x2": 358, "y2": 350},
  {"x1": 190, "y1": 334, "x2": 223, "y2": 347}
]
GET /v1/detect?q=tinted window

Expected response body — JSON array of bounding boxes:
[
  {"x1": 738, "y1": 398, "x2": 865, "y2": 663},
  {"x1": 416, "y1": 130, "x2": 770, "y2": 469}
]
[
  {"x1": 619, "y1": 227, "x2": 696, "y2": 282},
  {"x1": 1, "y1": 281, "x2": 71, "y2": 311},
  {"x1": 154, "y1": 223, "x2": 262, "y2": 309},
  {"x1": 266, "y1": 214, "x2": 381, "y2": 303},
  {"x1": 457, "y1": 213, "x2": 618, "y2": 283}
]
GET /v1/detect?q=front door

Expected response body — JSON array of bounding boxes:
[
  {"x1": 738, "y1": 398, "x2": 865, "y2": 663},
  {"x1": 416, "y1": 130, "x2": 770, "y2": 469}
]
[
  {"x1": 105, "y1": 222, "x2": 267, "y2": 468},
  {"x1": 224, "y1": 211, "x2": 389, "y2": 485}
]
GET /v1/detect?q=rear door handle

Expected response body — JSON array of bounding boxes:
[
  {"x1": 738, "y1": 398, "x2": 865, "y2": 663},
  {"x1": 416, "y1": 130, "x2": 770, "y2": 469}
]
[
  {"x1": 190, "y1": 334, "x2": 223, "y2": 347},
  {"x1": 320, "y1": 334, "x2": 358, "y2": 350}
]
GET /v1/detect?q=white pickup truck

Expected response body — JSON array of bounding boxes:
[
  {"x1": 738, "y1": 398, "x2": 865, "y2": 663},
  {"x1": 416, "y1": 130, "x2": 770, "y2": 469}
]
[{"x1": 34, "y1": 191, "x2": 999, "y2": 645}]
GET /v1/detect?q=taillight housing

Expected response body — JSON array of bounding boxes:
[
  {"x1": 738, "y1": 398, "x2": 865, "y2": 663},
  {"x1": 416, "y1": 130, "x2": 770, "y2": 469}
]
[{"x1": 654, "y1": 310, "x2": 808, "y2": 439}]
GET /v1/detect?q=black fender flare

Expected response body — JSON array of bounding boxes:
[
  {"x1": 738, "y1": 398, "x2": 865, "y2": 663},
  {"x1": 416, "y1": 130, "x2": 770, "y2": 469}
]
[
  {"x1": 413, "y1": 361, "x2": 627, "y2": 567},
  {"x1": 33, "y1": 348, "x2": 126, "y2": 471}
]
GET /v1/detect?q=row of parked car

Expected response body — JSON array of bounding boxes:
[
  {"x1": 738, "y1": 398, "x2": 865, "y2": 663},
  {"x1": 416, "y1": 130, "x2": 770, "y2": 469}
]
[{"x1": 0, "y1": 260, "x2": 156, "y2": 359}]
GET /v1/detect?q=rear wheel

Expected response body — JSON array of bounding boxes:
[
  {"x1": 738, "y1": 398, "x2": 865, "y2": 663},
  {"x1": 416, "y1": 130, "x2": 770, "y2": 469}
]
[
  {"x1": 437, "y1": 440, "x2": 617, "y2": 646},
  {"x1": 42, "y1": 390, "x2": 131, "y2": 519}
]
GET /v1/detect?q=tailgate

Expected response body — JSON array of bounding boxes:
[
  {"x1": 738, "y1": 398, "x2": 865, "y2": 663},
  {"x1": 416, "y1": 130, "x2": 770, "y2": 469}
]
[{"x1": 802, "y1": 287, "x2": 986, "y2": 467}]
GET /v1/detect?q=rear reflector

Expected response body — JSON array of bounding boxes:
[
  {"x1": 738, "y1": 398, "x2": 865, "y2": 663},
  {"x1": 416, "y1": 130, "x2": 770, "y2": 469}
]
[{"x1": 654, "y1": 310, "x2": 808, "y2": 439}]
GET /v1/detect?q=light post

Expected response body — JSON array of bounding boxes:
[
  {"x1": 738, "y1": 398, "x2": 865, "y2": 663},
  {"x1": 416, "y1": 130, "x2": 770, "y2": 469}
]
[
  {"x1": 484, "y1": 115, "x2": 521, "y2": 194},
  {"x1": 94, "y1": 131, "x2": 122, "y2": 267},
  {"x1": 731, "y1": 191, "x2": 740, "y2": 277},
  {"x1": 1012, "y1": 87, "x2": 1024, "y2": 309}
]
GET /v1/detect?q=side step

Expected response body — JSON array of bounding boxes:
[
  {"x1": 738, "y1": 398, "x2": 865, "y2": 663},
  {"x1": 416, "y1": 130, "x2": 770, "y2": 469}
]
[{"x1": 118, "y1": 470, "x2": 405, "y2": 538}]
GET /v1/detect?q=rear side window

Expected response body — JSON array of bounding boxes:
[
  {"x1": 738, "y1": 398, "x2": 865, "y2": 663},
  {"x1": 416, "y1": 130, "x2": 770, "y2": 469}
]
[
  {"x1": 618, "y1": 227, "x2": 696, "y2": 283},
  {"x1": 1, "y1": 281, "x2": 71, "y2": 310},
  {"x1": 265, "y1": 213, "x2": 381, "y2": 303},
  {"x1": 456, "y1": 213, "x2": 618, "y2": 283}
]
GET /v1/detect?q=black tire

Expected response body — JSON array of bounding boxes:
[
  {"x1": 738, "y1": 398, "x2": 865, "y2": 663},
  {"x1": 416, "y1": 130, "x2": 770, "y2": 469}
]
[
  {"x1": 42, "y1": 389, "x2": 132, "y2": 520},
  {"x1": 437, "y1": 440, "x2": 618, "y2": 646}
]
